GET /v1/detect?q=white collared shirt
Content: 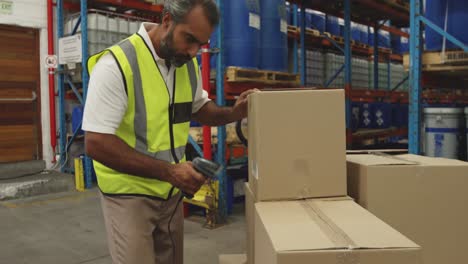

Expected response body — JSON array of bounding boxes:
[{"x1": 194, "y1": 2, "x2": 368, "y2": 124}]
[{"x1": 83, "y1": 22, "x2": 210, "y2": 134}]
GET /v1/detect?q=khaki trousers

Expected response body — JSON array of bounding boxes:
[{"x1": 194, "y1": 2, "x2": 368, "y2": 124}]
[{"x1": 100, "y1": 192, "x2": 184, "y2": 264}]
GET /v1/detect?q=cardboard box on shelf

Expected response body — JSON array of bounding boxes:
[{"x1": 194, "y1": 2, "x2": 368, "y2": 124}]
[
  {"x1": 347, "y1": 154, "x2": 468, "y2": 264},
  {"x1": 248, "y1": 89, "x2": 347, "y2": 201},
  {"x1": 254, "y1": 197, "x2": 421, "y2": 264}
]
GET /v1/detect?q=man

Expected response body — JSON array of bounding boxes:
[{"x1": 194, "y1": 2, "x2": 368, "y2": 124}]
[{"x1": 83, "y1": 1, "x2": 256, "y2": 263}]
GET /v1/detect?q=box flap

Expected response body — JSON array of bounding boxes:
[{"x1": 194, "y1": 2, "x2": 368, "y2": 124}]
[
  {"x1": 346, "y1": 154, "x2": 418, "y2": 166},
  {"x1": 255, "y1": 199, "x2": 419, "y2": 253}
]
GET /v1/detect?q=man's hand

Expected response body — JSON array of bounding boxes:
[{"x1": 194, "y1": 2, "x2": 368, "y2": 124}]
[
  {"x1": 191, "y1": 89, "x2": 260, "y2": 126},
  {"x1": 231, "y1": 89, "x2": 260, "y2": 120},
  {"x1": 167, "y1": 162, "x2": 206, "y2": 196}
]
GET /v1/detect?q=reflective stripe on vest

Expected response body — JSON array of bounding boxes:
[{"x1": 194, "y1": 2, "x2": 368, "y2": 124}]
[{"x1": 87, "y1": 34, "x2": 199, "y2": 199}]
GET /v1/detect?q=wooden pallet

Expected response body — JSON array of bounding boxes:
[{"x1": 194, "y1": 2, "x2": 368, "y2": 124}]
[
  {"x1": 378, "y1": 47, "x2": 393, "y2": 54},
  {"x1": 327, "y1": 35, "x2": 357, "y2": 46},
  {"x1": 226, "y1": 67, "x2": 300, "y2": 85},
  {"x1": 323, "y1": 32, "x2": 332, "y2": 38},
  {"x1": 287, "y1": 25, "x2": 320, "y2": 37},
  {"x1": 355, "y1": 42, "x2": 369, "y2": 49},
  {"x1": 330, "y1": 35, "x2": 345, "y2": 44},
  {"x1": 403, "y1": 50, "x2": 468, "y2": 73},
  {"x1": 305, "y1": 28, "x2": 320, "y2": 37}
]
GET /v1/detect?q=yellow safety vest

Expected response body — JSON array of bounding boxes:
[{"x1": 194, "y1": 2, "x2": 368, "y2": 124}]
[{"x1": 87, "y1": 33, "x2": 199, "y2": 199}]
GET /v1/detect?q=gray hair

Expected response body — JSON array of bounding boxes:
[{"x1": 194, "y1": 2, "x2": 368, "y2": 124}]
[{"x1": 163, "y1": 0, "x2": 220, "y2": 27}]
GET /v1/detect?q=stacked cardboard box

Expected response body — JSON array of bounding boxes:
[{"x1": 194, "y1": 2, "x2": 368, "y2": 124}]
[
  {"x1": 245, "y1": 90, "x2": 422, "y2": 264},
  {"x1": 347, "y1": 154, "x2": 468, "y2": 264}
]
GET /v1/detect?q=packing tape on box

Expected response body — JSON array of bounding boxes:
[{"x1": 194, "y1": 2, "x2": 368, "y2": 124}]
[
  {"x1": 370, "y1": 152, "x2": 428, "y2": 179},
  {"x1": 371, "y1": 152, "x2": 421, "y2": 165},
  {"x1": 300, "y1": 199, "x2": 361, "y2": 264}
]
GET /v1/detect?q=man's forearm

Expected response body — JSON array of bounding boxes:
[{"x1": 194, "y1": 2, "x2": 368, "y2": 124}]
[
  {"x1": 192, "y1": 101, "x2": 239, "y2": 126},
  {"x1": 85, "y1": 131, "x2": 173, "y2": 182}
]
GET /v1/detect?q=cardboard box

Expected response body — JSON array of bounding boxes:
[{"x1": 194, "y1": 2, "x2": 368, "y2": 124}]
[
  {"x1": 218, "y1": 254, "x2": 246, "y2": 264},
  {"x1": 248, "y1": 90, "x2": 347, "y2": 201},
  {"x1": 255, "y1": 197, "x2": 421, "y2": 264},
  {"x1": 244, "y1": 183, "x2": 255, "y2": 264},
  {"x1": 347, "y1": 154, "x2": 468, "y2": 264}
]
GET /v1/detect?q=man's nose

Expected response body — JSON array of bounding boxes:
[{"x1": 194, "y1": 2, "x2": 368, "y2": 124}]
[{"x1": 188, "y1": 44, "x2": 200, "y2": 58}]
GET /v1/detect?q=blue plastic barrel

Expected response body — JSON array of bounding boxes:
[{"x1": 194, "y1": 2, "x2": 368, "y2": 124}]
[
  {"x1": 326, "y1": 15, "x2": 340, "y2": 36},
  {"x1": 424, "y1": 107, "x2": 464, "y2": 159},
  {"x1": 304, "y1": 9, "x2": 312, "y2": 28},
  {"x1": 297, "y1": 8, "x2": 314, "y2": 29},
  {"x1": 391, "y1": 34, "x2": 401, "y2": 53},
  {"x1": 391, "y1": 28, "x2": 410, "y2": 54},
  {"x1": 296, "y1": 8, "x2": 302, "y2": 26},
  {"x1": 308, "y1": 10, "x2": 325, "y2": 32},
  {"x1": 72, "y1": 106, "x2": 84, "y2": 135},
  {"x1": 360, "y1": 24, "x2": 369, "y2": 45},
  {"x1": 400, "y1": 28, "x2": 410, "y2": 53},
  {"x1": 368, "y1": 26, "x2": 375, "y2": 46},
  {"x1": 338, "y1": 18, "x2": 345, "y2": 37},
  {"x1": 378, "y1": 31, "x2": 391, "y2": 48},
  {"x1": 426, "y1": 0, "x2": 468, "y2": 51},
  {"x1": 378, "y1": 30, "x2": 391, "y2": 48},
  {"x1": 225, "y1": 0, "x2": 261, "y2": 68},
  {"x1": 351, "y1": 22, "x2": 361, "y2": 42},
  {"x1": 260, "y1": 0, "x2": 288, "y2": 71},
  {"x1": 286, "y1": 4, "x2": 291, "y2": 25}
]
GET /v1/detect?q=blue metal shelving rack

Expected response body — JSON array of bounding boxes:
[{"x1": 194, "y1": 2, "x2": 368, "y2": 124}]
[
  {"x1": 56, "y1": 0, "x2": 93, "y2": 187},
  {"x1": 408, "y1": 0, "x2": 468, "y2": 154},
  {"x1": 215, "y1": 0, "x2": 228, "y2": 222},
  {"x1": 290, "y1": 0, "x2": 410, "y2": 143}
]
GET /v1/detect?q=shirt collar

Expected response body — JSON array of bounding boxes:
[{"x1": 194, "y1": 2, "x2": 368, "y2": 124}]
[{"x1": 138, "y1": 22, "x2": 166, "y2": 64}]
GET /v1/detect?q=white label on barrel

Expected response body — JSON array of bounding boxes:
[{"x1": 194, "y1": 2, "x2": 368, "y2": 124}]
[
  {"x1": 338, "y1": 18, "x2": 344, "y2": 26},
  {"x1": 402, "y1": 37, "x2": 409, "y2": 44},
  {"x1": 280, "y1": 19, "x2": 287, "y2": 34},
  {"x1": 249, "y1": 13, "x2": 261, "y2": 30}
]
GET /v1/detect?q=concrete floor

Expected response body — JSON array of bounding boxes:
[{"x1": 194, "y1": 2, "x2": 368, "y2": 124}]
[{"x1": 0, "y1": 189, "x2": 246, "y2": 264}]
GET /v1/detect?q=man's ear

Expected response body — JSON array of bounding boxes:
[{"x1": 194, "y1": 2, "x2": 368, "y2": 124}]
[{"x1": 161, "y1": 12, "x2": 172, "y2": 29}]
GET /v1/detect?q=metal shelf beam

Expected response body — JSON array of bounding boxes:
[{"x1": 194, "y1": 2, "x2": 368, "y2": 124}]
[
  {"x1": 300, "y1": 6, "x2": 306, "y2": 86},
  {"x1": 57, "y1": 0, "x2": 67, "y2": 172},
  {"x1": 408, "y1": 0, "x2": 423, "y2": 154},
  {"x1": 408, "y1": 0, "x2": 467, "y2": 154},
  {"x1": 288, "y1": 0, "x2": 409, "y2": 27},
  {"x1": 344, "y1": 0, "x2": 352, "y2": 128}
]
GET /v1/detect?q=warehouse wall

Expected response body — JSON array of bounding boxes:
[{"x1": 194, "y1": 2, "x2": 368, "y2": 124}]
[{"x1": 0, "y1": 0, "x2": 54, "y2": 168}]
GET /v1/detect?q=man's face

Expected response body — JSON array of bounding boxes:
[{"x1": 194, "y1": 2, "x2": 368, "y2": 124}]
[{"x1": 160, "y1": 5, "x2": 213, "y2": 67}]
